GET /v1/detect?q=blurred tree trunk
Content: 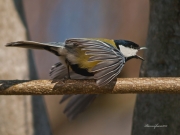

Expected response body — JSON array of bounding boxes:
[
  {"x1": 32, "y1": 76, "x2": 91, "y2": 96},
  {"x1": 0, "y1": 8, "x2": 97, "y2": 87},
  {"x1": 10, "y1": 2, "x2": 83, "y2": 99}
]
[
  {"x1": 14, "y1": 0, "x2": 52, "y2": 134},
  {"x1": 132, "y1": 0, "x2": 180, "y2": 134},
  {"x1": 0, "y1": 0, "x2": 52, "y2": 135},
  {"x1": 0, "y1": 0, "x2": 32, "y2": 134}
]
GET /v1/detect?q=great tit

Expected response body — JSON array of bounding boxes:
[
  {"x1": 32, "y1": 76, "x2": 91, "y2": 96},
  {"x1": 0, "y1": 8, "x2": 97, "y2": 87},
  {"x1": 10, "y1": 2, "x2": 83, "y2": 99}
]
[{"x1": 6, "y1": 38, "x2": 146, "y2": 119}]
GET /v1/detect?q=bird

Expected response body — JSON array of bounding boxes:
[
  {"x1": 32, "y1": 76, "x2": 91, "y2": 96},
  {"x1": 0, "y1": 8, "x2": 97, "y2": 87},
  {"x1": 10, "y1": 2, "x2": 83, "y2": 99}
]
[{"x1": 6, "y1": 38, "x2": 146, "y2": 119}]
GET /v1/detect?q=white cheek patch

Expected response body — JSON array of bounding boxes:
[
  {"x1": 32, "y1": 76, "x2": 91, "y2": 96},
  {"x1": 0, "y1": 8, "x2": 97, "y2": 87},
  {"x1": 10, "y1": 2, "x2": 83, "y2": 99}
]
[{"x1": 119, "y1": 45, "x2": 138, "y2": 57}]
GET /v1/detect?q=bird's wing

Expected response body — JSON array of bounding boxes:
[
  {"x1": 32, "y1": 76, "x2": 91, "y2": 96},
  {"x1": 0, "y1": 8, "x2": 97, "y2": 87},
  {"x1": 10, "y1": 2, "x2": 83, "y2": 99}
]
[
  {"x1": 50, "y1": 62, "x2": 96, "y2": 120},
  {"x1": 61, "y1": 94, "x2": 98, "y2": 120},
  {"x1": 65, "y1": 38, "x2": 125, "y2": 86},
  {"x1": 49, "y1": 62, "x2": 68, "y2": 79},
  {"x1": 50, "y1": 62, "x2": 94, "y2": 79}
]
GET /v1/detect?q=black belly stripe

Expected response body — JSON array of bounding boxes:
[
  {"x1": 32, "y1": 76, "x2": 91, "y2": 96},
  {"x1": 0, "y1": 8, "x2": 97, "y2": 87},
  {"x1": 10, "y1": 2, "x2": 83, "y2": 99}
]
[{"x1": 70, "y1": 64, "x2": 94, "y2": 76}]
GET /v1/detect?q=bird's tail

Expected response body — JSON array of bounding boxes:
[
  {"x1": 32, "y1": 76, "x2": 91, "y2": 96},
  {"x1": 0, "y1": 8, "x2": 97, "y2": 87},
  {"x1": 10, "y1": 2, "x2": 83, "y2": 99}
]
[
  {"x1": 6, "y1": 41, "x2": 98, "y2": 120},
  {"x1": 6, "y1": 41, "x2": 64, "y2": 56}
]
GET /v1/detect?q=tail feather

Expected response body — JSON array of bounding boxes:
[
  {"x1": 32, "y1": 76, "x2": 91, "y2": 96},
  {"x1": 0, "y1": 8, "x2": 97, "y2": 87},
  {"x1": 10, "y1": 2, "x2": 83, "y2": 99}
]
[
  {"x1": 6, "y1": 41, "x2": 64, "y2": 56},
  {"x1": 6, "y1": 41, "x2": 64, "y2": 48}
]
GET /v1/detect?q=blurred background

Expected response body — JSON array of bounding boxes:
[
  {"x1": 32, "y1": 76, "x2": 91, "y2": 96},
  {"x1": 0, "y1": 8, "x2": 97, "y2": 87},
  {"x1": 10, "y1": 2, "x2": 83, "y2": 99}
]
[{"x1": 22, "y1": 0, "x2": 149, "y2": 135}]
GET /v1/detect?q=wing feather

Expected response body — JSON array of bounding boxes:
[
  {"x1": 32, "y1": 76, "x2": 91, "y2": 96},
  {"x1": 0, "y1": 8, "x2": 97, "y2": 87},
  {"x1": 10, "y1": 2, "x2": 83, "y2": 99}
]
[
  {"x1": 63, "y1": 94, "x2": 97, "y2": 120},
  {"x1": 59, "y1": 95, "x2": 72, "y2": 103},
  {"x1": 93, "y1": 62, "x2": 120, "y2": 79},
  {"x1": 91, "y1": 61, "x2": 120, "y2": 72},
  {"x1": 49, "y1": 62, "x2": 67, "y2": 79},
  {"x1": 88, "y1": 54, "x2": 118, "y2": 61},
  {"x1": 66, "y1": 38, "x2": 125, "y2": 86},
  {"x1": 96, "y1": 64, "x2": 123, "y2": 85},
  {"x1": 50, "y1": 62, "x2": 93, "y2": 80}
]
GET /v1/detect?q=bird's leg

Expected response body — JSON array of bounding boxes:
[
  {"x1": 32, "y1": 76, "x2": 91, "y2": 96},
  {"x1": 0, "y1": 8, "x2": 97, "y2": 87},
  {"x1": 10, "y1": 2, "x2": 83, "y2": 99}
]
[{"x1": 65, "y1": 60, "x2": 71, "y2": 79}]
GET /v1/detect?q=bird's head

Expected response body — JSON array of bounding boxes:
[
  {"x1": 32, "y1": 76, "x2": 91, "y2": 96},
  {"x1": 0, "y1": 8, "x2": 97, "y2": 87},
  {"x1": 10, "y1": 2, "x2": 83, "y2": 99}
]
[{"x1": 114, "y1": 40, "x2": 147, "y2": 61}]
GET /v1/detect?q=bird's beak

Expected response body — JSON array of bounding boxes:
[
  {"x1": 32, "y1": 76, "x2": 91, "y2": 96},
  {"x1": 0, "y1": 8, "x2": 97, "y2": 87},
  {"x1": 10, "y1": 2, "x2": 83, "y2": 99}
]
[
  {"x1": 139, "y1": 47, "x2": 147, "y2": 50},
  {"x1": 136, "y1": 46, "x2": 147, "y2": 61},
  {"x1": 135, "y1": 55, "x2": 144, "y2": 61}
]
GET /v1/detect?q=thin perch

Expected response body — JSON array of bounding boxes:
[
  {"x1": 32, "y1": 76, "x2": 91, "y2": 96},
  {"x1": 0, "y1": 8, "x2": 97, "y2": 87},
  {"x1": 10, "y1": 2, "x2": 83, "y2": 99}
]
[{"x1": 0, "y1": 78, "x2": 180, "y2": 95}]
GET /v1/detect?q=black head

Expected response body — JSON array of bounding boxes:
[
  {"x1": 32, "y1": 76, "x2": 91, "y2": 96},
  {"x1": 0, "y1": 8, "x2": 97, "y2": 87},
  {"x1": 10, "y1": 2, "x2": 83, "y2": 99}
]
[
  {"x1": 114, "y1": 40, "x2": 146, "y2": 61},
  {"x1": 114, "y1": 40, "x2": 140, "y2": 50}
]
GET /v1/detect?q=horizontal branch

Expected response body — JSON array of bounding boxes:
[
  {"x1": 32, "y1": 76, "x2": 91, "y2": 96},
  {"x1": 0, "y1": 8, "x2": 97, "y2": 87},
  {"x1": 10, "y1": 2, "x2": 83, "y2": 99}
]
[{"x1": 0, "y1": 78, "x2": 180, "y2": 95}]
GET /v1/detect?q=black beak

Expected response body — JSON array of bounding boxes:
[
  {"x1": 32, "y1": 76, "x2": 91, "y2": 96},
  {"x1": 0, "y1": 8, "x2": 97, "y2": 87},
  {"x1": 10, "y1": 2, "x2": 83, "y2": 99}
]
[
  {"x1": 136, "y1": 46, "x2": 147, "y2": 61},
  {"x1": 135, "y1": 55, "x2": 144, "y2": 61}
]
